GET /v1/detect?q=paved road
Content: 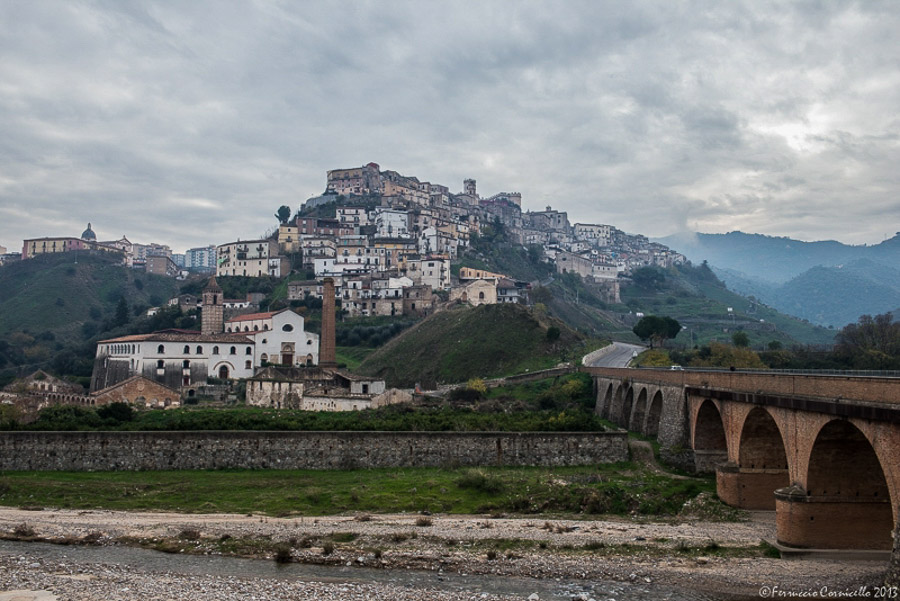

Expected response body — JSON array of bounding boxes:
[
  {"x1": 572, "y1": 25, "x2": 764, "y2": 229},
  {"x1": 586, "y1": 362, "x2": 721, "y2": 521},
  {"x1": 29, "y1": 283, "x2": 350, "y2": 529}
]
[{"x1": 585, "y1": 342, "x2": 645, "y2": 368}]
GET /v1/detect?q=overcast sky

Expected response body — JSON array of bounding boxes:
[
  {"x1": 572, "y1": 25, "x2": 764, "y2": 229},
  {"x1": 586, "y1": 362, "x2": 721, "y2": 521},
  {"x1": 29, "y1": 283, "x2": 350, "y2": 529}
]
[{"x1": 1, "y1": 1, "x2": 898, "y2": 253}]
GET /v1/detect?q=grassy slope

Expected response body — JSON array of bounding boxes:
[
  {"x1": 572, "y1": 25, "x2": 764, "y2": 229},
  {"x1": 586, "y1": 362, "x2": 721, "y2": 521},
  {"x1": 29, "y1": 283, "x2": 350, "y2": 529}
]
[
  {"x1": 0, "y1": 253, "x2": 178, "y2": 341},
  {"x1": 355, "y1": 304, "x2": 583, "y2": 387}
]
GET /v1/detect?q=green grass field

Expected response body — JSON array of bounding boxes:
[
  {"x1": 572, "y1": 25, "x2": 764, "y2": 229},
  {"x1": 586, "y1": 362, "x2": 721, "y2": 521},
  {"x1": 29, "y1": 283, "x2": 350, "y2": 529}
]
[{"x1": 0, "y1": 464, "x2": 724, "y2": 518}]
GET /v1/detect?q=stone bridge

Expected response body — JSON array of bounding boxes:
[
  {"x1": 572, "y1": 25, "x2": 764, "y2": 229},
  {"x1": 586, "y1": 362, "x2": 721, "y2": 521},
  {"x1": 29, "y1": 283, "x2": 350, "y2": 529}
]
[{"x1": 584, "y1": 366, "x2": 900, "y2": 551}]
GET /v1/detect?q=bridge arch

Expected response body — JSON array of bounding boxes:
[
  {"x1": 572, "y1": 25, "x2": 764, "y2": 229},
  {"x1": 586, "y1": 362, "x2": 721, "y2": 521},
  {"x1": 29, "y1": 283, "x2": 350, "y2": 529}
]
[
  {"x1": 718, "y1": 407, "x2": 790, "y2": 510},
  {"x1": 631, "y1": 388, "x2": 648, "y2": 433},
  {"x1": 621, "y1": 387, "x2": 635, "y2": 429},
  {"x1": 599, "y1": 383, "x2": 613, "y2": 420},
  {"x1": 739, "y1": 407, "x2": 788, "y2": 471},
  {"x1": 692, "y1": 399, "x2": 727, "y2": 473},
  {"x1": 646, "y1": 390, "x2": 663, "y2": 438},
  {"x1": 777, "y1": 418, "x2": 894, "y2": 549}
]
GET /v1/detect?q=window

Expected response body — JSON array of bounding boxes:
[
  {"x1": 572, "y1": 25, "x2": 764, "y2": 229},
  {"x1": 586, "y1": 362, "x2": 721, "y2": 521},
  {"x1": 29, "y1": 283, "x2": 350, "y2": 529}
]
[
  {"x1": 282, "y1": 324, "x2": 294, "y2": 332},
  {"x1": 157, "y1": 360, "x2": 164, "y2": 369},
  {"x1": 213, "y1": 346, "x2": 219, "y2": 355},
  {"x1": 183, "y1": 345, "x2": 190, "y2": 354},
  {"x1": 196, "y1": 346, "x2": 203, "y2": 354},
  {"x1": 157, "y1": 345, "x2": 165, "y2": 354},
  {"x1": 230, "y1": 346, "x2": 237, "y2": 355},
  {"x1": 183, "y1": 360, "x2": 190, "y2": 369},
  {"x1": 261, "y1": 353, "x2": 268, "y2": 362},
  {"x1": 245, "y1": 360, "x2": 252, "y2": 369},
  {"x1": 245, "y1": 347, "x2": 252, "y2": 355}
]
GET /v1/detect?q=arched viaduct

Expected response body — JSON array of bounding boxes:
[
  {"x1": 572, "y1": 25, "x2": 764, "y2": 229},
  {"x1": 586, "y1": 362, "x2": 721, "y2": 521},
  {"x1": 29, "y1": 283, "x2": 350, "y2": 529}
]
[{"x1": 585, "y1": 366, "x2": 900, "y2": 551}]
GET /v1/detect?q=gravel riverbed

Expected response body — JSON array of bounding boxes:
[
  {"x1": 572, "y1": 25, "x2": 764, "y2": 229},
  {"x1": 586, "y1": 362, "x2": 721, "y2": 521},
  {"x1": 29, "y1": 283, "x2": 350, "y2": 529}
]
[{"x1": 0, "y1": 507, "x2": 889, "y2": 600}]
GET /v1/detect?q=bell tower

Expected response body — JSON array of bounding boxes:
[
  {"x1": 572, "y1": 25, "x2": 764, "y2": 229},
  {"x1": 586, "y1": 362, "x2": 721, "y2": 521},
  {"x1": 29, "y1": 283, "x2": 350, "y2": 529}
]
[{"x1": 202, "y1": 277, "x2": 224, "y2": 335}]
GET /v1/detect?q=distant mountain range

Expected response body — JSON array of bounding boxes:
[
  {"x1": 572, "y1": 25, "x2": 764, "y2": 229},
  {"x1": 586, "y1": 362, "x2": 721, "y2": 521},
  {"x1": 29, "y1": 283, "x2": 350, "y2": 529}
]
[{"x1": 655, "y1": 231, "x2": 900, "y2": 328}]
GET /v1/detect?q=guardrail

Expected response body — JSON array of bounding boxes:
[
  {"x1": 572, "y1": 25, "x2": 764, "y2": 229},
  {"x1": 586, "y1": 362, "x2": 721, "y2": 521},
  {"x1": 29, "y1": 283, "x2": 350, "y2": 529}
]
[{"x1": 637, "y1": 367, "x2": 900, "y2": 378}]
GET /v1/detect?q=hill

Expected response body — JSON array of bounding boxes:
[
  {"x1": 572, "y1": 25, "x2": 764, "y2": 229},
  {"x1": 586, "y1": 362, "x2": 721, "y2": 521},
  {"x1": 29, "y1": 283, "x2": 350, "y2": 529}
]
[
  {"x1": 355, "y1": 303, "x2": 585, "y2": 388},
  {"x1": 658, "y1": 231, "x2": 900, "y2": 284},
  {"x1": 0, "y1": 252, "x2": 180, "y2": 383},
  {"x1": 774, "y1": 260, "x2": 900, "y2": 327},
  {"x1": 657, "y1": 231, "x2": 900, "y2": 328},
  {"x1": 618, "y1": 263, "x2": 836, "y2": 348}
]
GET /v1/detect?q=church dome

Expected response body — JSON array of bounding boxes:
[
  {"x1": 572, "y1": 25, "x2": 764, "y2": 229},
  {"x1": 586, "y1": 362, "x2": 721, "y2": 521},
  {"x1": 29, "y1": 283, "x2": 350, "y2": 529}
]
[{"x1": 81, "y1": 223, "x2": 96, "y2": 241}]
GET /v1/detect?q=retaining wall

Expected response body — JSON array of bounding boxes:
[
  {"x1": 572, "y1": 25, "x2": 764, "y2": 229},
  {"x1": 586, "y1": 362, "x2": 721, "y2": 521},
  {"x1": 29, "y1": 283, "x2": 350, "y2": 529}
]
[{"x1": 0, "y1": 431, "x2": 628, "y2": 471}]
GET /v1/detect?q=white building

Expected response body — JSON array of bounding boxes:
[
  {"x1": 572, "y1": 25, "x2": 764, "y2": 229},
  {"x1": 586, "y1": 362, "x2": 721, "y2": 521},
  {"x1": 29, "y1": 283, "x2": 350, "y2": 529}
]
[
  {"x1": 217, "y1": 239, "x2": 286, "y2": 278},
  {"x1": 92, "y1": 310, "x2": 319, "y2": 392},
  {"x1": 406, "y1": 255, "x2": 451, "y2": 290},
  {"x1": 374, "y1": 208, "x2": 411, "y2": 239},
  {"x1": 185, "y1": 245, "x2": 217, "y2": 271},
  {"x1": 337, "y1": 206, "x2": 371, "y2": 227},
  {"x1": 574, "y1": 223, "x2": 614, "y2": 246}
]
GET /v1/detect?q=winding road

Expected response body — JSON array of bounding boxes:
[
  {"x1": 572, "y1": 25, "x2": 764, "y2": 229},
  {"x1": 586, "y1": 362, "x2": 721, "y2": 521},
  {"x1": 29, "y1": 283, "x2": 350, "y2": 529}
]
[{"x1": 584, "y1": 341, "x2": 645, "y2": 368}]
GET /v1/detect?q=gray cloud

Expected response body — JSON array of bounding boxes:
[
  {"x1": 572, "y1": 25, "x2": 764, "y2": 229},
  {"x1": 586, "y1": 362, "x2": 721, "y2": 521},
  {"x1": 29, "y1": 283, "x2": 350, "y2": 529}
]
[{"x1": 0, "y1": 0, "x2": 898, "y2": 253}]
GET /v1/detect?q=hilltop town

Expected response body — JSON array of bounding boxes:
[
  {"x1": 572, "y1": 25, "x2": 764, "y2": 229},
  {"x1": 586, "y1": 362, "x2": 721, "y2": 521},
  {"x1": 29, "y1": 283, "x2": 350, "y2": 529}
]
[{"x1": 8, "y1": 162, "x2": 685, "y2": 314}]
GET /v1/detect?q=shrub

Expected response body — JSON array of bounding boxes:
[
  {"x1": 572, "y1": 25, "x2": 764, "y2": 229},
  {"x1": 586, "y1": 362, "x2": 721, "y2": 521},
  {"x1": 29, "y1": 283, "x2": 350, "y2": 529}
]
[
  {"x1": 13, "y1": 523, "x2": 36, "y2": 537},
  {"x1": 273, "y1": 543, "x2": 292, "y2": 564},
  {"x1": 456, "y1": 469, "x2": 504, "y2": 494}
]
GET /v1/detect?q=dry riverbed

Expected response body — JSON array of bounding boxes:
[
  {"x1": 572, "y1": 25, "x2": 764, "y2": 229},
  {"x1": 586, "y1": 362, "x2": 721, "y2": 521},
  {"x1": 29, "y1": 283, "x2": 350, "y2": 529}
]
[{"x1": 0, "y1": 506, "x2": 888, "y2": 600}]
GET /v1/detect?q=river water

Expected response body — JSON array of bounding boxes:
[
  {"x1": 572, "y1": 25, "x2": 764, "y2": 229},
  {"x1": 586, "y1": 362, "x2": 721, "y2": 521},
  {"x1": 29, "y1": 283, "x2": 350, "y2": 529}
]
[{"x1": 0, "y1": 540, "x2": 717, "y2": 600}]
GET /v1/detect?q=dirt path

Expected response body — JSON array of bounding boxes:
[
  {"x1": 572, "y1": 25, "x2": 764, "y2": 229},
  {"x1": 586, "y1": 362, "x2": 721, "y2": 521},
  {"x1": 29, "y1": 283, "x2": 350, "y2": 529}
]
[{"x1": 628, "y1": 439, "x2": 694, "y2": 480}]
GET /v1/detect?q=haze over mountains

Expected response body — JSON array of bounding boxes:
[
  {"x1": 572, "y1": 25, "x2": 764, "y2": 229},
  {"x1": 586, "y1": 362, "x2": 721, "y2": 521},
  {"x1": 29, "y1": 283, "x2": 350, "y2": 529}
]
[{"x1": 657, "y1": 232, "x2": 900, "y2": 328}]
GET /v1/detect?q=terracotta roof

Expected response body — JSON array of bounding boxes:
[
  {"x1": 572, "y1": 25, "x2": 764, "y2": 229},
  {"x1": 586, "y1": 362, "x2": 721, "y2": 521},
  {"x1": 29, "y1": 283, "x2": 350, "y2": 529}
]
[
  {"x1": 91, "y1": 375, "x2": 180, "y2": 397},
  {"x1": 101, "y1": 331, "x2": 253, "y2": 344},
  {"x1": 226, "y1": 310, "x2": 281, "y2": 323}
]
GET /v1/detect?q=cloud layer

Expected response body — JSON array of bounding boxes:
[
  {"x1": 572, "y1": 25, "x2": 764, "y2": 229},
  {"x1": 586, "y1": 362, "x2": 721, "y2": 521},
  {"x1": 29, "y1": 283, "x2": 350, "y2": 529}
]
[{"x1": 1, "y1": 0, "x2": 898, "y2": 252}]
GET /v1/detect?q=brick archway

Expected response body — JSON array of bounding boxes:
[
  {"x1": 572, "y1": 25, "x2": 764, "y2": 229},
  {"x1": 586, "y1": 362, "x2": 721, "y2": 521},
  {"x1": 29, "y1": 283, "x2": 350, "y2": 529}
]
[
  {"x1": 692, "y1": 399, "x2": 727, "y2": 473},
  {"x1": 631, "y1": 388, "x2": 648, "y2": 433},
  {"x1": 599, "y1": 383, "x2": 614, "y2": 419},
  {"x1": 776, "y1": 419, "x2": 894, "y2": 549},
  {"x1": 646, "y1": 390, "x2": 663, "y2": 437},
  {"x1": 621, "y1": 387, "x2": 635, "y2": 429},
  {"x1": 718, "y1": 407, "x2": 789, "y2": 509}
]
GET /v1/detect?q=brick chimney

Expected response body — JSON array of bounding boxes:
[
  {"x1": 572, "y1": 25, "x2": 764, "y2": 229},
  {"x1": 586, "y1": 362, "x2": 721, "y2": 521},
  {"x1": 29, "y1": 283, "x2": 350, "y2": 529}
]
[{"x1": 319, "y1": 277, "x2": 337, "y2": 368}]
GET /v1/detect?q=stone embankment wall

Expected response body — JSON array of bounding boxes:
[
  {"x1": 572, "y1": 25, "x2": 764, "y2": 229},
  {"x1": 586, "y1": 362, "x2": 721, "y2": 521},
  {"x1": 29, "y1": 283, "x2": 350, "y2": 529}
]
[{"x1": 0, "y1": 431, "x2": 627, "y2": 471}]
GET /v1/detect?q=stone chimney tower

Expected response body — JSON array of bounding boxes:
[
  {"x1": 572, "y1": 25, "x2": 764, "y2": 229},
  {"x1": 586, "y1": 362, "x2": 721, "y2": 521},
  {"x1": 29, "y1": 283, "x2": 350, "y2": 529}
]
[
  {"x1": 319, "y1": 277, "x2": 337, "y2": 368},
  {"x1": 201, "y1": 276, "x2": 224, "y2": 335}
]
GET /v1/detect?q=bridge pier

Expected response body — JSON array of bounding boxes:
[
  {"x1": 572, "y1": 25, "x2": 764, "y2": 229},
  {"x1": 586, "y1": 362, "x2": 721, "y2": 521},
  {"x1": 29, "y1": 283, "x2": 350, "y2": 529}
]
[
  {"x1": 716, "y1": 463, "x2": 788, "y2": 510},
  {"x1": 693, "y1": 449, "x2": 727, "y2": 474},
  {"x1": 775, "y1": 486, "x2": 894, "y2": 549}
]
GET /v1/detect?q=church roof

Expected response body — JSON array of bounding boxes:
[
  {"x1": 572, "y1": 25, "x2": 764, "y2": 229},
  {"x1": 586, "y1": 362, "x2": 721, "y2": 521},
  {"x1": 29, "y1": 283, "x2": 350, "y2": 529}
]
[
  {"x1": 100, "y1": 330, "x2": 253, "y2": 344},
  {"x1": 81, "y1": 223, "x2": 96, "y2": 241},
  {"x1": 226, "y1": 310, "x2": 280, "y2": 323}
]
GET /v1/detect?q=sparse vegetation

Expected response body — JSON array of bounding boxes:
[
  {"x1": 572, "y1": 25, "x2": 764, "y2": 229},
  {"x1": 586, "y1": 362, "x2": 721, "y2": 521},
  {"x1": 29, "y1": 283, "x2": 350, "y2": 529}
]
[
  {"x1": 0, "y1": 463, "x2": 727, "y2": 519},
  {"x1": 356, "y1": 304, "x2": 583, "y2": 388}
]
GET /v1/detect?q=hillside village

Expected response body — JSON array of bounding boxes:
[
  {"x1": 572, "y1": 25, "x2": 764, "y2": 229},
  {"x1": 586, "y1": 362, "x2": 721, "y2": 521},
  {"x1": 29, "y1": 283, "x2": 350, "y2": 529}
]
[
  {"x1": 9, "y1": 162, "x2": 686, "y2": 314},
  {"x1": 0, "y1": 162, "x2": 696, "y2": 415}
]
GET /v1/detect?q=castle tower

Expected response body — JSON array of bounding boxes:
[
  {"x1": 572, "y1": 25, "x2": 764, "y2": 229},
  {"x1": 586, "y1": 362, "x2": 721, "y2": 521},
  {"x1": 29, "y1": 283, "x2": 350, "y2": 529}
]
[
  {"x1": 319, "y1": 278, "x2": 337, "y2": 368},
  {"x1": 464, "y1": 178, "x2": 477, "y2": 198},
  {"x1": 201, "y1": 276, "x2": 224, "y2": 335}
]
